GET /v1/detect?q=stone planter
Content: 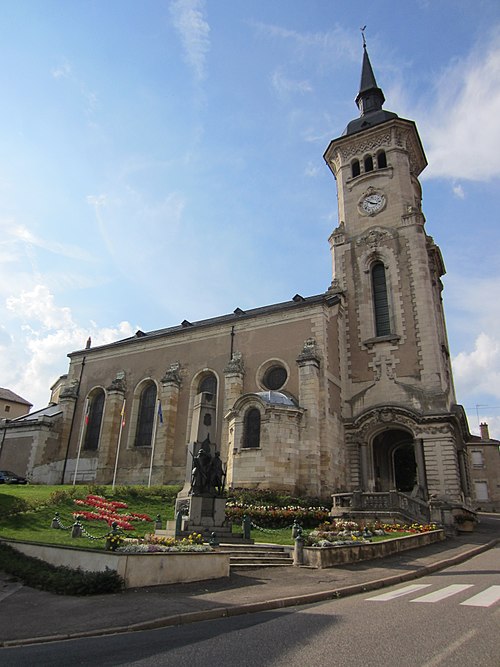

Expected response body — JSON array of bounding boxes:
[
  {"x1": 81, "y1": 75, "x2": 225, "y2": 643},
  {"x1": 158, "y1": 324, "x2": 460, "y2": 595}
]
[
  {"x1": 302, "y1": 529, "x2": 445, "y2": 568},
  {"x1": 4, "y1": 539, "x2": 230, "y2": 588}
]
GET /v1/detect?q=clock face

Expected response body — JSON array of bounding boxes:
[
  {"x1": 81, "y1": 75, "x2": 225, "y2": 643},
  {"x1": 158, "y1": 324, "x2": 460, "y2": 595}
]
[{"x1": 361, "y1": 192, "x2": 385, "y2": 215}]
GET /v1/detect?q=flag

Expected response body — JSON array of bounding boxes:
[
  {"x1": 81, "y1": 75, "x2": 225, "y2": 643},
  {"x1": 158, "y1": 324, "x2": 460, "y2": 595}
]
[
  {"x1": 84, "y1": 400, "x2": 90, "y2": 425},
  {"x1": 157, "y1": 399, "x2": 163, "y2": 424},
  {"x1": 120, "y1": 401, "x2": 126, "y2": 427}
]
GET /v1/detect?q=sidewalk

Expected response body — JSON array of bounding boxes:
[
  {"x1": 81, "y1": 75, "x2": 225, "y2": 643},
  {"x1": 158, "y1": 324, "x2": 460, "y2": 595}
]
[{"x1": 0, "y1": 516, "x2": 498, "y2": 647}]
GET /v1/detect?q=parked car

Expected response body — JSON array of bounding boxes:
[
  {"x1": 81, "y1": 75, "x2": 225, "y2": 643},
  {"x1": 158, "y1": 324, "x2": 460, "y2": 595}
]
[{"x1": 0, "y1": 470, "x2": 28, "y2": 484}]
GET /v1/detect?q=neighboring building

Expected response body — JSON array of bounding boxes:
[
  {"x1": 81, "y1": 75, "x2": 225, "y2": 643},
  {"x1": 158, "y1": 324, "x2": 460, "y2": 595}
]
[
  {"x1": 0, "y1": 45, "x2": 474, "y2": 523},
  {"x1": 0, "y1": 388, "x2": 32, "y2": 421},
  {"x1": 466, "y1": 423, "x2": 500, "y2": 512}
]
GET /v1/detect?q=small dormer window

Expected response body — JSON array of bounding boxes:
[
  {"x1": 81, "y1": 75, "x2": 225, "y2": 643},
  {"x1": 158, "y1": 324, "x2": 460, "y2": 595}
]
[
  {"x1": 351, "y1": 159, "x2": 360, "y2": 178},
  {"x1": 377, "y1": 150, "x2": 387, "y2": 168},
  {"x1": 364, "y1": 155, "x2": 374, "y2": 172}
]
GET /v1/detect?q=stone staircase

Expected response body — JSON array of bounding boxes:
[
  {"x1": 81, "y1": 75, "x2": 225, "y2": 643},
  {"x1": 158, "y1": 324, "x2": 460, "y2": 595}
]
[{"x1": 218, "y1": 542, "x2": 293, "y2": 569}]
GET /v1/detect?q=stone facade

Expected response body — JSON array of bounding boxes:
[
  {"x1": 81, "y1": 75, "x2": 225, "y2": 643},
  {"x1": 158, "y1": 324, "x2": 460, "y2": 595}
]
[
  {"x1": 466, "y1": 423, "x2": 500, "y2": 511},
  {"x1": 0, "y1": 46, "x2": 473, "y2": 518}
]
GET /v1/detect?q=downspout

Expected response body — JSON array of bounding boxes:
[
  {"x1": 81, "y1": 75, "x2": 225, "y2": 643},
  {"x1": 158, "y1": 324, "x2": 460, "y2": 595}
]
[
  {"x1": 0, "y1": 420, "x2": 9, "y2": 464},
  {"x1": 60, "y1": 356, "x2": 86, "y2": 484}
]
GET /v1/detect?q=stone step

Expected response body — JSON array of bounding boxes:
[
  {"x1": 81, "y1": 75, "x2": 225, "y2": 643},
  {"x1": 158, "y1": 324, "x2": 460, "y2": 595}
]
[
  {"x1": 218, "y1": 542, "x2": 288, "y2": 552},
  {"x1": 217, "y1": 542, "x2": 294, "y2": 568}
]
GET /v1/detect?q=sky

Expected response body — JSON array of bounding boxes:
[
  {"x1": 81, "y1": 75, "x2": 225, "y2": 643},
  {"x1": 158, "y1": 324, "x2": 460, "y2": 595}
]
[{"x1": 1, "y1": 0, "x2": 500, "y2": 437}]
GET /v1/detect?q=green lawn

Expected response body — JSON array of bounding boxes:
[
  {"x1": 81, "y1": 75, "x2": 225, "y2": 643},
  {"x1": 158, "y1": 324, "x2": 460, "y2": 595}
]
[
  {"x1": 0, "y1": 485, "x2": 417, "y2": 549},
  {"x1": 0, "y1": 485, "x2": 302, "y2": 547},
  {"x1": 0, "y1": 485, "x2": 179, "y2": 549}
]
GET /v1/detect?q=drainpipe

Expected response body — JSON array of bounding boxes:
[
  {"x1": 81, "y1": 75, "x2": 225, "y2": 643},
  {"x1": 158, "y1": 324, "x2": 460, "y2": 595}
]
[{"x1": 0, "y1": 420, "x2": 9, "y2": 464}]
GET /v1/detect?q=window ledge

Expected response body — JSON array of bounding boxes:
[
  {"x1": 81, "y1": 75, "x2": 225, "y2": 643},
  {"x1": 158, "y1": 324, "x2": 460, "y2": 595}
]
[{"x1": 363, "y1": 334, "x2": 401, "y2": 349}]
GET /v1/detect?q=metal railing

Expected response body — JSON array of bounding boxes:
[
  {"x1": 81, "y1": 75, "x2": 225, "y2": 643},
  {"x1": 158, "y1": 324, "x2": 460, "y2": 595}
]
[{"x1": 331, "y1": 491, "x2": 430, "y2": 522}]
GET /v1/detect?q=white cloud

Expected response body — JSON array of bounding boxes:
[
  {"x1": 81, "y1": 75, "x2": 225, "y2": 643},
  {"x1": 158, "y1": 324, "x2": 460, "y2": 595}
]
[
  {"x1": 422, "y1": 33, "x2": 500, "y2": 181},
  {"x1": 6, "y1": 285, "x2": 73, "y2": 329},
  {"x1": 52, "y1": 60, "x2": 71, "y2": 79},
  {"x1": 304, "y1": 162, "x2": 320, "y2": 177},
  {"x1": 252, "y1": 22, "x2": 357, "y2": 65},
  {"x1": 2, "y1": 284, "x2": 135, "y2": 410},
  {"x1": 452, "y1": 183, "x2": 465, "y2": 199},
  {"x1": 270, "y1": 68, "x2": 313, "y2": 97},
  {"x1": 170, "y1": 0, "x2": 210, "y2": 82},
  {"x1": 87, "y1": 188, "x2": 186, "y2": 269},
  {"x1": 453, "y1": 333, "x2": 500, "y2": 399},
  {"x1": 51, "y1": 58, "x2": 99, "y2": 117},
  {"x1": 465, "y1": 410, "x2": 500, "y2": 440},
  {"x1": 6, "y1": 221, "x2": 95, "y2": 263}
]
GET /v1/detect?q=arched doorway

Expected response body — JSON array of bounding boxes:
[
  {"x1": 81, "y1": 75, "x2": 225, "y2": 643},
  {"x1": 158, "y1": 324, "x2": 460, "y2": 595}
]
[
  {"x1": 372, "y1": 429, "x2": 417, "y2": 492},
  {"x1": 393, "y1": 443, "x2": 417, "y2": 492}
]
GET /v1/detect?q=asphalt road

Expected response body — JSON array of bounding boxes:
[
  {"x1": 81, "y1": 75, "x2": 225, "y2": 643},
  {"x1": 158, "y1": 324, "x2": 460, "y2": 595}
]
[{"x1": 1, "y1": 545, "x2": 498, "y2": 667}]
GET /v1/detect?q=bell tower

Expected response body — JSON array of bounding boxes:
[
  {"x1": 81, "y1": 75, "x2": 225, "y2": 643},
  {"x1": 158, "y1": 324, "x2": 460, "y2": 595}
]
[
  {"x1": 323, "y1": 41, "x2": 470, "y2": 508},
  {"x1": 324, "y1": 42, "x2": 455, "y2": 414}
]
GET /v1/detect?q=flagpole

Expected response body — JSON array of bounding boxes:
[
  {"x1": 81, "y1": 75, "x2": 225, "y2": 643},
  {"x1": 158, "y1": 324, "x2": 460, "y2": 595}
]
[
  {"x1": 72, "y1": 398, "x2": 89, "y2": 485},
  {"x1": 148, "y1": 398, "x2": 161, "y2": 487},
  {"x1": 112, "y1": 399, "x2": 126, "y2": 490}
]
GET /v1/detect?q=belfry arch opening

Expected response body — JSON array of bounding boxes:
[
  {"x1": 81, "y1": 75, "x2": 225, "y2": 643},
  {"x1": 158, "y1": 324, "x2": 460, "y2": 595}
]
[{"x1": 372, "y1": 429, "x2": 418, "y2": 493}]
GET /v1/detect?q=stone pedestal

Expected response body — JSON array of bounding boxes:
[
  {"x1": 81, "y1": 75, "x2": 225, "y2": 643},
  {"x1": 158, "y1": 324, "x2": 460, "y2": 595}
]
[{"x1": 159, "y1": 494, "x2": 250, "y2": 543}]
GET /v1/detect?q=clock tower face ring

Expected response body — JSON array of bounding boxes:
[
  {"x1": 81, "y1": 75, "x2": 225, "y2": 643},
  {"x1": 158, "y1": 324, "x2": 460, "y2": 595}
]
[{"x1": 359, "y1": 191, "x2": 386, "y2": 216}]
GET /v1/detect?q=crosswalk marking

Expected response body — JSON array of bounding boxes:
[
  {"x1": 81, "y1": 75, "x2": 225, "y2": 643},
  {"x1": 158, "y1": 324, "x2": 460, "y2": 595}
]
[
  {"x1": 410, "y1": 584, "x2": 474, "y2": 603},
  {"x1": 365, "y1": 584, "x2": 500, "y2": 607},
  {"x1": 366, "y1": 584, "x2": 431, "y2": 601},
  {"x1": 460, "y1": 585, "x2": 500, "y2": 607}
]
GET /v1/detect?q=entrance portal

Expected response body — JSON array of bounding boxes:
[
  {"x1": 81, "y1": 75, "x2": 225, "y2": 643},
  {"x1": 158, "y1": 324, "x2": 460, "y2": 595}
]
[{"x1": 372, "y1": 429, "x2": 417, "y2": 493}]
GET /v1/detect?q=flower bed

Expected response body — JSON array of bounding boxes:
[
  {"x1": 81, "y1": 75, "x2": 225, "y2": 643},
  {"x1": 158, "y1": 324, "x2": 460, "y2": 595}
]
[
  {"x1": 306, "y1": 519, "x2": 438, "y2": 548},
  {"x1": 225, "y1": 502, "x2": 329, "y2": 528},
  {"x1": 302, "y1": 529, "x2": 445, "y2": 568},
  {"x1": 73, "y1": 494, "x2": 153, "y2": 530},
  {"x1": 116, "y1": 532, "x2": 212, "y2": 554}
]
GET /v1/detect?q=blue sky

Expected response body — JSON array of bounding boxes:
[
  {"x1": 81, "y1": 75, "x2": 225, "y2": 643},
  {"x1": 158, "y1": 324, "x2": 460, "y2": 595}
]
[{"x1": 1, "y1": 1, "x2": 500, "y2": 436}]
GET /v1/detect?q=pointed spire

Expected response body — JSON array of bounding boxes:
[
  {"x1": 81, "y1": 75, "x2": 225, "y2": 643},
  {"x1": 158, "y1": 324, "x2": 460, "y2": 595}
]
[
  {"x1": 355, "y1": 41, "x2": 385, "y2": 115},
  {"x1": 341, "y1": 31, "x2": 398, "y2": 136}
]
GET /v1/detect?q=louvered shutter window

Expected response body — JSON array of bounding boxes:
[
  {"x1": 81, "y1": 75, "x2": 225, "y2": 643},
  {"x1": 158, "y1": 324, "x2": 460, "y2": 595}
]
[{"x1": 372, "y1": 262, "x2": 391, "y2": 336}]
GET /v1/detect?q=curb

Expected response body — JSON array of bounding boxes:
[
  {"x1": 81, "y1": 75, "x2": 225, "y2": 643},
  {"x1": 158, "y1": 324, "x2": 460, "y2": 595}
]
[{"x1": 1, "y1": 537, "x2": 498, "y2": 648}]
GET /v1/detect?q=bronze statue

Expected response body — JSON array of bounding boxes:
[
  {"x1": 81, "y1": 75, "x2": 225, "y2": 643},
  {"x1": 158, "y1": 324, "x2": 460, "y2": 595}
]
[{"x1": 189, "y1": 438, "x2": 226, "y2": 496}]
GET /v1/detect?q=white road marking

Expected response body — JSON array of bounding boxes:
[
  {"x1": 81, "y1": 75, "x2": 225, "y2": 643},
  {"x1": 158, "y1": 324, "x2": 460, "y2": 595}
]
[
  {"x1": 411, "y1": 584, "x2": 474, "y2": 603},
  {"x1": 365, "y1": 584, "x2": 431, "y2": 601},
  {"x1": 421, "y1": 628, "x2": 478, "y2": 667},
  {"x1": 460, "y1": 585, "x2": 500, "y2": 607},
  {"x1": 0, "y1": 582, "x2": 23, "y2": 602}
]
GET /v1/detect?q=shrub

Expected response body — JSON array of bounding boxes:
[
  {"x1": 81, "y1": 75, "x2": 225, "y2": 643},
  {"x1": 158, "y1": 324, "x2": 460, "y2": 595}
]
[
  {"x1": 0, "y1": 542, "x2": 123, "y2": 595},
  {"x1": 228, "y1": 488, "x2": 327, "y2": 509},
  {"x1": 49, "y1": 488, "x2": 79, "y2": 505}
]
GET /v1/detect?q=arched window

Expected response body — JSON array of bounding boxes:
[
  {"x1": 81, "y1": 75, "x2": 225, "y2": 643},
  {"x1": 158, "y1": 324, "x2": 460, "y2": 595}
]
[
  {"x1": 377, "y1": 150, "x2": 387, "y2": 169},
  {"x1": 351, "y1": 159, "x2": 360, "y2": 178},
  {"x1": 198, "y1": 373, "x2": 217, "y2": 398},
  {"x1": 83, "y1": 390, "x2": 105, "y2": 451},
  {"x1": 372, "y1": 262, "x2": 391, "y2": 336},
  {"x1": 134, "y1": 382, "x2": 157, "y2": 447},
  {"x1": 243, "y1": 408, "x2": 261, "y2": 448},
  {"x1": 364, "y1": 155, "x2": 374, "y2": 172}
]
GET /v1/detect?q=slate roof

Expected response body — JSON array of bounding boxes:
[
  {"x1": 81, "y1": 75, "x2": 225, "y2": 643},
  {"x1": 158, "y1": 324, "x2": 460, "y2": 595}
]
[
  {"x1": 0, "y1": 388, "x2": 32, "y2": 407},
  {"x1": 10, "y1": 403, "x2": 62, "y2": 422},
  {"x1": 68, "y1": 292, "x2": 340, "y2": 357}
]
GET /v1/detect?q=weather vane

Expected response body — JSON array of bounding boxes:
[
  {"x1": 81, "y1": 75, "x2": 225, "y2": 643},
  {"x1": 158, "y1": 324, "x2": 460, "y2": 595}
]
[{"x1": 361, "y1": 25, "x2": 367, "y2": 48}]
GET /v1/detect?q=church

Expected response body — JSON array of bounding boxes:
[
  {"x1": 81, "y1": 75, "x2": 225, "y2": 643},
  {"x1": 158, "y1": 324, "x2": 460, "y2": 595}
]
[{"x1": 1, "y1": 44, "x2": 473, "y2": 523}]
